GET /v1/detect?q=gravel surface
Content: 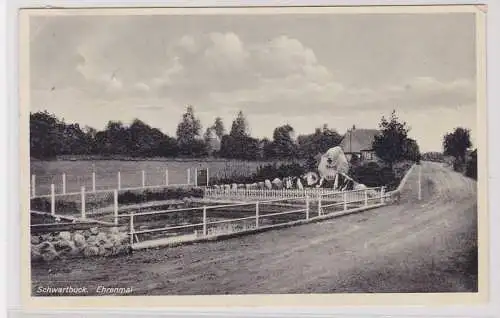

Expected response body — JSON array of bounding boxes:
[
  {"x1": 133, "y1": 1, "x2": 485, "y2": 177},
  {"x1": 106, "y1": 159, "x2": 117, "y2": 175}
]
[{"x1": 31, "y1": 162, "x2": 478, "y2": 295}]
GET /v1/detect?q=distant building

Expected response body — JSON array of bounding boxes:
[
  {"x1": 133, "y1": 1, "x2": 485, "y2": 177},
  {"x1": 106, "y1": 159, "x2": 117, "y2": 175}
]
[{"x1": 339, "y1": 126, "x2": 380, "y2": 162}]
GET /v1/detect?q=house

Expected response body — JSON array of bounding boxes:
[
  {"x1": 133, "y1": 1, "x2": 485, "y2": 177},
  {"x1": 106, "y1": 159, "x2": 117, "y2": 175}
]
[{"x1": 339, "y1": 126, "x2": 380, "y2": 162}]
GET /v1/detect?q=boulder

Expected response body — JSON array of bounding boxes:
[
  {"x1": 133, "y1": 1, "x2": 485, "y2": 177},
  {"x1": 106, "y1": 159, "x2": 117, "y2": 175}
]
[
  {"x1": 264, "y1": 179, "x2": 273, "y2": 190},
  {"x1": 271, "y1": 178, "x2": 283, "y2": 190},
  {"x1": 59, "y1": 231, "x2": 71, "y2": 241},
  {"x1": 31, "y1": 236, "x2": 40, "y2": 245},
  {"x1": 84, "y1": 246, "x2": 100, "y2": 257}
]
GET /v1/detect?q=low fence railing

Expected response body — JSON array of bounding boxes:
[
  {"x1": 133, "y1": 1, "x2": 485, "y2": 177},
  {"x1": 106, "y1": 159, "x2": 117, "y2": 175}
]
[{"x1": 118, "y1": 186, "x2": 388, "y2": 247}]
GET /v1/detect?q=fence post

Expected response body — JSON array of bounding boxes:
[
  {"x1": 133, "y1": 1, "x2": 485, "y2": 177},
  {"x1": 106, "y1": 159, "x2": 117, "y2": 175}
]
[
  {"x1": 381, "y1": 187, "x2": 385, "y2": 204},
  {"x1": 343, "y1": 191, "x2": 347, "y2": 211},
  {"x1": 165, "y1": 168, "x2": 169, "y2": 186},
  {"x1": 80, "y1": 186, "x2": 86, "y2": 219},
  {"x1": 142, "y1": 170, "x2": 146, "y2": 188},
  {"x1": 117, "y1": 171, "x2": 121, "y2": 190},
  {"x1": 255, "y1": 202, "x2": 260, "y2": 228},
  {"x1": 364, "y1": 189, "x2": 368, "y2": 206},
  {"x1": 318, "y1": 194, "x2": 322, "y2": 216},
  {"x1": 202, "y1": 206, "x2": 207, "y2": 236},
  {"x1": 206, "y1": 167, "x2": 210, "y2": 186},
  {"x1": 305, "y1": 195, "x2": 310, "y2": 220},
  {"x1": 62, "y1": 173, "x2": 66, "y2": 194},
  {"x1": 50, "y1": 184, "x2": 55, "y2": 216},
  {"x1": 129, "y1": 212, "x2": 134, "y2": 245},
  {"x1": 194, "y1": 168, "x2": 198, "y2": 187},
  {"x1": 31, "y1": 175, "x2": 36, "y2": 197},
  {"x1": 113, "y1": 189, "x2": 118, "y2": 225},
  {"x1": 92, "y1": 171, "x2": 96, "y2": 192},
  {"x1": 187, "y1": 168, "x2": 191, "y2": 185}
]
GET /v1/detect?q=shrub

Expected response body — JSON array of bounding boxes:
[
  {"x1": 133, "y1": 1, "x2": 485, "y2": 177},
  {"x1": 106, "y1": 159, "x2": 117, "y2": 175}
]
[
  {"x1": 118, "y1": 187, "x2": 204, "y2": 205},
  {"x1": 350, "y1": 161, "x2": 398, "y2": 190}
]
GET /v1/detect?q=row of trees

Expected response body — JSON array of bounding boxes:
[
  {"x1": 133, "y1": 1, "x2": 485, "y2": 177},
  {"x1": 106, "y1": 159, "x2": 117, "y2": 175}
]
[{"x1": 30, "y1": 106, "x2": 344, "y2": 161}]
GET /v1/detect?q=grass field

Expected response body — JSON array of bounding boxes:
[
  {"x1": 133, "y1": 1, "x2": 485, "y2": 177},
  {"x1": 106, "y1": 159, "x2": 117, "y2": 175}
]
[{"x1": 30, "y1": 159, "x2": 285, "y2": 196}]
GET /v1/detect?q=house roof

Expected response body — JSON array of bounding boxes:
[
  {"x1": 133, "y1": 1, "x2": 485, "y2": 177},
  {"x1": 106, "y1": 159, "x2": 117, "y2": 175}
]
[{"x1": 339, "y1": 128, "x2": 380, "y2": 153}]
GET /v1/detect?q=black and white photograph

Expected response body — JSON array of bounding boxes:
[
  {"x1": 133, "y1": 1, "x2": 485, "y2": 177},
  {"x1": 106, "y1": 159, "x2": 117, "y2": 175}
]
[{"x1": 20, "y1": 5, "x2": 488, "y2": 306}]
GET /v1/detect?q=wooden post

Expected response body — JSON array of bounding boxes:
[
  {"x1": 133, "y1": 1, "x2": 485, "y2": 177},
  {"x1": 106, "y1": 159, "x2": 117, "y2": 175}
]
[
  {"x1": 113, "y1": 189, "x2": 118, "y2": 225},
  {"x1": 381, "y1": 187, "x2": 385, "y2": 204},
  {"x1": 31, "y1": 175, "x2": 36, "y2": 197},
  {"x1": 206, "y1": 168, "x2": 210, "y2": 186},
  {"x1": 187, "y1": 168, "x2": 191, "y2": 185},
  {"x1": 194, "y1": 168, "x2": 198, "y2": 187},
  {"x1": 50, "y1": 184, "x2": 55, "y2": 216},
  {"x1": 165, "y1": 168, "x2": 169, "y2": 186},
  {"x1": 364, "y1": 189, "x2": 368, "y2": 206},
  {"x1": 92, "y1": 172, "x2": 96, "y2": 192},
  {"x1": 343, "y1": 191, "x2": 347, "y2": 211},
  {"x1": 129, "y1": 212, "x2": 134, "y2": 245},
  {"x1": 318, "y1": 194, "x2": 322, "y2": 216},
  {"x1": 255, "y1": 202, "x2": 260, "y2": 228},
  {"x1": 142, "y1": 170, "x2": 146, "y2": 188},
  {"x1": 305, "y1": 195, "x2": 310, "y2": 220},
  {"x1": 62, "y1": 173, "x2": 66, "y2": 194},
  {"x1": 202, "y1": 206, "x2": 207, "y2": 236},
  {"x1": 117, "y1": 171, "x2": 121, "y2": 190},
  {"x1": 80, "y1": 186, "x2": 86, "y2": 219},
  {"x1": 418, "y1": 165, "x2": 422, "y2": 201}
]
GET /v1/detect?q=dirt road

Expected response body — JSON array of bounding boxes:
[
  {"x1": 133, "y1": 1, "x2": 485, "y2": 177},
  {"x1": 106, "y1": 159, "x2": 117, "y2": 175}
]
[{"x1": 31, "y1": 162, "x2": 478, "y2": 294}]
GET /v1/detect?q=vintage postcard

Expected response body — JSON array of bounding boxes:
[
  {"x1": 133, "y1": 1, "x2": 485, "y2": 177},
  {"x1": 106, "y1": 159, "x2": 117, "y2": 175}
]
[{"x1": 19, "y1": 4, "x2": 488, "y2": 309}]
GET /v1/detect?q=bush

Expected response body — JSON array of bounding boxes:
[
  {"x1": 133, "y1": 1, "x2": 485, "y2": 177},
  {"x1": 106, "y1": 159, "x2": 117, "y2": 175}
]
[
  {"x1": 118, "y1": 187, "x2": 204, "y2": 205},
  {"x1": 465, "y1": 150, "x2": 477, "y2": 180}
]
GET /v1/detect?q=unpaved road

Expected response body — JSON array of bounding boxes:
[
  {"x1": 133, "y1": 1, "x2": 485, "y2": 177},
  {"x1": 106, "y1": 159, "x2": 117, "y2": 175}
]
[{"x1": 32, "y1": 162, "x2": 478, "y2": 294}]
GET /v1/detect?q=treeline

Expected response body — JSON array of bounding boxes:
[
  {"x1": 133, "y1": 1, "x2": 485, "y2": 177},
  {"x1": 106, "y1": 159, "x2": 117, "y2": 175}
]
[{"x1": 30, "y1": 106, "x2": 344, "y2": 161}]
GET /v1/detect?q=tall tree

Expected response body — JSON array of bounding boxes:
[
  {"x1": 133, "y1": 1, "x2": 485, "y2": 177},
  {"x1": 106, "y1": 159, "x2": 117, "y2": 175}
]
[
  {"x1": 213, "y1": 117, "x2": 225, "y2": 140},
  {"x1": 297, "y1": 125, "x2": 343, "y2": 159},
  {"x1": 272, "y1": 124, "x2": 298, "y2": 159},
  {"x1": 176, "y1": 105, "x2": 203, "y2": 156},
  {"x1": 229, "y1": 111, "x2": 248, "y2": 138},
  {"x1": 372, "y1": 110, "x2": 410, "y2": 168},
  {"x1": 443, "y1": 127, "x2": 472, "y2": 170}
]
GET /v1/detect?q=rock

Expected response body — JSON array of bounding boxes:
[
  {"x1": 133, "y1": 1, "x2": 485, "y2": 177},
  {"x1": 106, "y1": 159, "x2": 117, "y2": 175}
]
[
  {"x1": 59, "y1": 231, "x2": 71, "y2": 241},
  {"x1": 31, "y1": 236, "x2": 40, "y2": 245},
  {"x1": 353, "y1": 183, "x2": 367, "y2": 191},
  {"x1": 271, "y1": 178, "x2": 283, "y2": 190},
  {"x1": 264, "y1": 179, "x2": 272, "y2": 190},
  {"x1": 84, "y1": 246, "x2": 100, "y2": 257},
  {"x1": 36, "y1": 241, "x2": 59, "y2": 261},
  {"x1": 73, "y1": 233, "x2": 86, "y2": 248}
]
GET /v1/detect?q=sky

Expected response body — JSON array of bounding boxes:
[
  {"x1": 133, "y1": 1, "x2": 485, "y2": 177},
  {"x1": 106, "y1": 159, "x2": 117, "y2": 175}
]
[{"x1": 29, "y1": 12, "x2": 477, "y2": 153}]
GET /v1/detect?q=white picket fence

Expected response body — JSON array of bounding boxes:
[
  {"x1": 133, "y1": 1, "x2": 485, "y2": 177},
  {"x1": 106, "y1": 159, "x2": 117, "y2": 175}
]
[{"x1": 203, "y1": 186, "x2": 385, "y2": 202}]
